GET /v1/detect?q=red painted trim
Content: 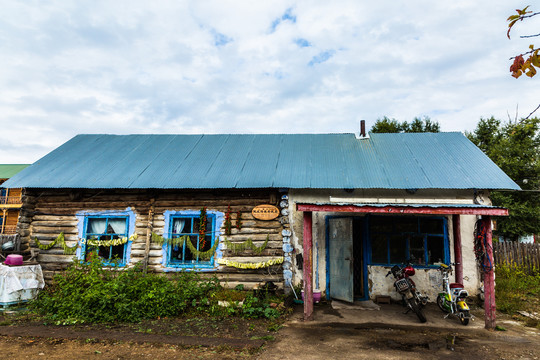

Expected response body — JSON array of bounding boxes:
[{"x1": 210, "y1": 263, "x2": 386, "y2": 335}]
[
  {"x1": 453, "y1": 215, "x2": 463, "y2": 284},
  {"x1": 483, "y1": 217, "x2": 496, "y2": 330},
  {"x1": 303, "y1": 211, "x2": 313, "y2": 321},
  {"x1": 296, "y1": 204, "x2": 509, "y2": 216}
]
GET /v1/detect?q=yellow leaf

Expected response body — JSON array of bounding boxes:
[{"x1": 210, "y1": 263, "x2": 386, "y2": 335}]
[{"x1": 531, "y1": 54, "x2": 540, "y2": 67}]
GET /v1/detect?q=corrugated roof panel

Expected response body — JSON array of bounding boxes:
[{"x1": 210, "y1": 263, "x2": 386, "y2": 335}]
[
  {"x1": 204, "y1": 135, "x2": 253, "y2": 188},
  {"x1": 22, "y1": 135, "x2": 104, "y2": 188},
  {"x1": 236, "y1": 134, "x2": 281, "y2": 188},
  {"x1": 64, "y1": 135, "x2": 146, "y2": 188},
  {"x1": 130, "y1": 135, "x2": 203, "y2": 188},
  {"x1": 310, "y1": 134, "x2": 348, "y2": 188},
  {"x1": 273, "y1": 134, "x2": 313, "y2": 188},
  {"x1": 2, "y1": 132, "x2": 521, "y2": 190},
  {"x1": 96, "y1": 135, "x2": 175, "y2": 189},
  {"x1": 370, "y1": 133, "x2": 431, "y2": 189},
  {"x1": 352, "y1": 138, "x2": 388, "y2": 188},
  {"x1": 170, "y1": 135, "x2": 241, "y2": 188}
]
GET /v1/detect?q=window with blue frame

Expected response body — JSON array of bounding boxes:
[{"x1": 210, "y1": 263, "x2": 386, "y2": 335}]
[
  {"x1": 167, "y1": 214, "x2": 216, "y2": 266},
  {"x1": 83, "y1": 216, "x2": 129, "y2": 265},
  {"x1": 369, "y1": 216, "x2": 448, "y2": 266}
]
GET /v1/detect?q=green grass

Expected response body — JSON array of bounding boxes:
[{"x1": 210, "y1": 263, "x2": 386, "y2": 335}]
[{"x1": 495, "y1": 263, "x2": 540, "y2": 327}]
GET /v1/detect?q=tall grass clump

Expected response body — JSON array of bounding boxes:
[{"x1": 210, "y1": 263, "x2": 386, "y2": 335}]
[
  {"x1": 495, "y1": 262, "x2": 540, "y2": 317},
  {"x1": 30, "y1": 253, "x2": 220, "y2": 324}
]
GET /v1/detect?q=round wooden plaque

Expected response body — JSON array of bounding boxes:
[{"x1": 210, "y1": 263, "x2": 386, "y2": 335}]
[{"x1": 252, "y1": 204, "x2": 280, "y2": 220}]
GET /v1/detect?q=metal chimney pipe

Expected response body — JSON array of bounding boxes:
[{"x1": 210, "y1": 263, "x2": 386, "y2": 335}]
[{"x1": 360, "y1": 120, "x2": 366, "y2": 137}]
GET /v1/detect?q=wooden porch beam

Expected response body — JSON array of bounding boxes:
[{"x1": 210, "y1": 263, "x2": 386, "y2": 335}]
[
  {"x1": 452, "y1": 215, "x2": 463, "y2": 284},
  {"x1": 303, "y1": 211, "x2": 314, "y2": 321},
  {"x1": 483, "y1": 216, "x2": 496, "y2": 330},
  {"x1": 296, "y1": 203, "x2": 509, "y2": 216}
]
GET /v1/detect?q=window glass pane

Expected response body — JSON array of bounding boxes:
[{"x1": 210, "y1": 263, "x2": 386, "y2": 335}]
[
  {"x1": 170, "y1": 237, "x2": 184, "y2": 262},
  {"x1": 408, "y1": 234, "x2": 425, "y2": 265},
  {"x1": 201, "y1": 235, "x2": 212, "y2": 252},
  {"x1": 183, "y1": 235, "x2": 198, "y2": 262},
  {"x1": 184, "y1": 218, "x2": 193, "y2": 233},
  {"x1": 193, "y1": 218, "x2": 200, "y2": 233},
  {"x1": 420, "y1": 218, "x2": 444, "y2": 234},
  {"x1": 172, "y1": 218, "x2": 186, "y2": 234},
  {"x1": 98, "y1": 244, "x2": 111, "y2": 259},
  {"x1": 371, "y1": 233, "x2": 387, "y2": 263},
  {"x1": 370, "y1": 217, "x2": 390, "y2": 233},
  {"x1": 111, "y1": 245, "x2": 124, "y2": 260},
  {"x1": 87, "y1": 218, "x2": 106, "y2": 234},
  {"x1": 108, "y1": 218, "x2": 127, "y2": 234},
  {"x1": 389, "y1": 234, "x2": 406, "y2": 264},
  {"x1": 427, "y1": 235, "x2": 445, "y2": 265},
  {"x1": 395, "y1": 217, "x2": 418, "y2": 233}
]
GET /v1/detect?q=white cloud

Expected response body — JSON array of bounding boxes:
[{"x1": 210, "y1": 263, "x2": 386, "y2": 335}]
[{"x1": 0, "y1": 0, "x2": 537, "y2": 163}]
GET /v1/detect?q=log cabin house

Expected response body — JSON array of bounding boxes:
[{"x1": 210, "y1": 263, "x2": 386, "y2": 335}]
[{"x1": 2, "y1": 132, "x2": 519, "y2": 328}]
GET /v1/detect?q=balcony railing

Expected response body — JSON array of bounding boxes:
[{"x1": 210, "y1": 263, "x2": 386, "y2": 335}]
[
  {"x1": 0, "y1": 196, "x2": 22, "y2": 205},
  {"x1": 0, "y1": 225, "x2": 17, "y2": 235}
]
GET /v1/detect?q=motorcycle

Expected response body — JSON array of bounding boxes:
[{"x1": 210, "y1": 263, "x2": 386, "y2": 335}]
[
  {"x1": 386, "y1": 261, "x2": 428, "y2": 323},
  {"x1": 436, "y1": 263, "x2": 472, "y2": 325}
]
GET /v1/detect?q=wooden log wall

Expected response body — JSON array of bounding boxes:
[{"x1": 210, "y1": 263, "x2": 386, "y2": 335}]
[{"x1": 19, "y1": 189, "x2": 287, "y2": 288}]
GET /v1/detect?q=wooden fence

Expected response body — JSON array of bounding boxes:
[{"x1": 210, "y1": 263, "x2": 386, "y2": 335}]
[{"x1": 493, "y1": 241, "x2": 540, "y2": 272}]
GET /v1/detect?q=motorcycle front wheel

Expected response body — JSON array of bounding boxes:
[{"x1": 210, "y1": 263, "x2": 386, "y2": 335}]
[
  {"x1": 436, "y1": 294, "x2": 449, "y2": 313},
  {"x1": 408, "y1": 296, "x2": 427, "y2": 323},
  {"x1": 459, "y1": 311, "x2": 470, "y2": 326}
]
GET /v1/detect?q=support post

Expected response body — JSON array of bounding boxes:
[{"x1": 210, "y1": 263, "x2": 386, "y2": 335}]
[
  {"x1": 483, "y1": 216, "x2": 496, "y2": 330},
  {"x1": 143, "y1": 199, "x2": 155, "y2": 273},
  {"x1": 452, "y1": 215, "x2": 463, "y2": 284},
  {"x1": 303, "y1": 211, "x2": 313, "y2": 321}
]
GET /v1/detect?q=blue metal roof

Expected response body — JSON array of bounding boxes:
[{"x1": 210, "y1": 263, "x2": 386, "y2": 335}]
[{"x1": 1, "y1": 133, "x2": 520, "y2": 190}]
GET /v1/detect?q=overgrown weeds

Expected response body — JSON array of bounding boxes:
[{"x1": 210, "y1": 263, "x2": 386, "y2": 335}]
[
  {"x1": 495, "y1": 263, "x2": 540, "y2": 328},
  {"x1": 30, "y1": 253, "x2": 289, "y2": 324}
]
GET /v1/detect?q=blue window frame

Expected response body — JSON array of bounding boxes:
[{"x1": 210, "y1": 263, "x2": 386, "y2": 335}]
[
  {"x1": 164, "y1": 212, "x2": 217, "y2": 268},
  {"x1": 368, "y1": 215, "x2": 449, "y2": 267},
  {"x1": 82, "y1": 216, "x2": 130, "y2": 266}
]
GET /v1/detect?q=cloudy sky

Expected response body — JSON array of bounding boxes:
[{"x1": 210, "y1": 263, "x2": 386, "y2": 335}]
[{"x1": 0, "y1": 1, "x2": 538, "y2": 163}]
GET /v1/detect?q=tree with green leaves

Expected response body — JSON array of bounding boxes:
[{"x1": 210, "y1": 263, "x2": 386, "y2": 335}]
[
  {"x1": 370, "y1": 116, "x2": 440, "y2": 133},
  {"x1": 466, "y1": 117, "x2": 540, "y2": 240}
]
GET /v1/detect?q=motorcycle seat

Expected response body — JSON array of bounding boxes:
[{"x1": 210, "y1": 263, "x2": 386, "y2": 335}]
[{"x1": 450, "y1": 283, "x2": 464, "y2": 289}]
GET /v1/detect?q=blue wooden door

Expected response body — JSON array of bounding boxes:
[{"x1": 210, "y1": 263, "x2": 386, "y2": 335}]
[{"x1": 329, "y1": 217, "x2": 354, "y2": 302}]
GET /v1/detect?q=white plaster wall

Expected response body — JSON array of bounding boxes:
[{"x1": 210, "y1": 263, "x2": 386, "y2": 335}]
[{"x1": 288, "y1": 188, "x2": 484, "y2": 301}]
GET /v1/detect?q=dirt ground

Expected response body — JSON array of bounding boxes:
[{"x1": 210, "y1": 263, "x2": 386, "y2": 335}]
[
  {"x1": 262, "y1": 303, "x2": 540, "y2": 360},
  {"x1": 0, "y1": 303, "x2": 538, "y2": 360}
]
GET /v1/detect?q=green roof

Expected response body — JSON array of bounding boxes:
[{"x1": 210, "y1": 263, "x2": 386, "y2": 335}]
[{"x1": 0, "y1": 164, "x2": 30, "y2": 179}]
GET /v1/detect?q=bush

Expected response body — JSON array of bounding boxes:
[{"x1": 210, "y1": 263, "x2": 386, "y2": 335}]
[{"x1": 30, "y1": 253, "x2": 220, "y2": 324}]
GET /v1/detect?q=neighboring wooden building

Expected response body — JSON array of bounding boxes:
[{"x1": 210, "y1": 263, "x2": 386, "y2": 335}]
[
  {"x1": 0, "y1": 164, "x2": 29, "y2": 235},
  {"x1": 2, "y1": 132, "x2": 520, "y2": 328}
]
